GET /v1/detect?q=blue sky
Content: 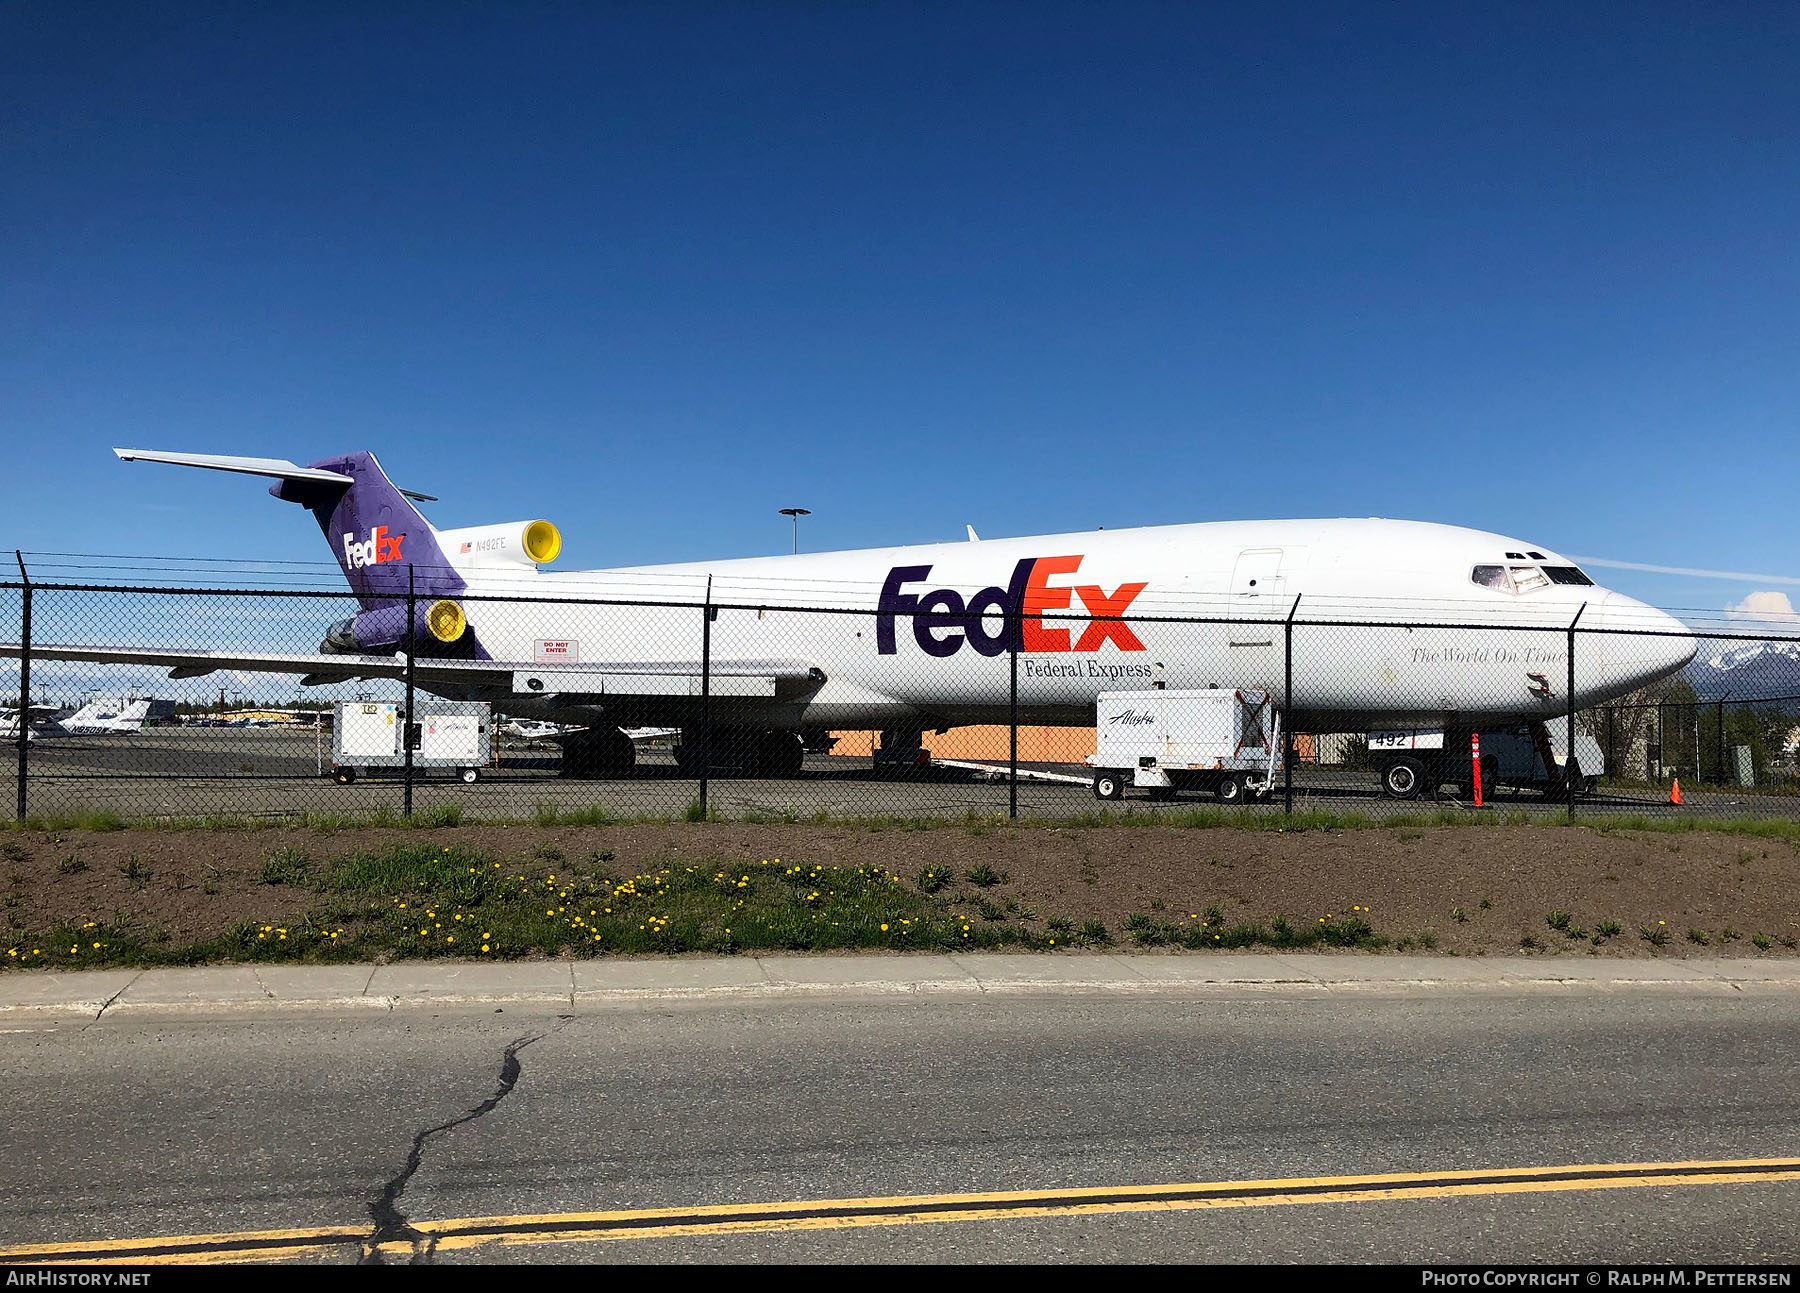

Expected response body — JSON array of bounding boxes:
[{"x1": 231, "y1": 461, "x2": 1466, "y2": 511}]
[{"x1": 4, "y1": 1, "x2": 1797, "y2": 616}]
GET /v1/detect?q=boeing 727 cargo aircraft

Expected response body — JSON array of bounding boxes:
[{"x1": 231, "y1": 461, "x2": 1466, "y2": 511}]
[{"x1": 1, "y1": 448, "x2": 1695, "y2": 788}]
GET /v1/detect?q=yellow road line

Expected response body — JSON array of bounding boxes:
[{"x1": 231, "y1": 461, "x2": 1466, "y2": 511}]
[{"x1": 7, "y1": 1157, "x2": 1799, "y2": 1264}]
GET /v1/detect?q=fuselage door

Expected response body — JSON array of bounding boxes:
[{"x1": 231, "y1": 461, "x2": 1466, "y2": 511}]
[
  {"x1": 1228, "y1": 547, "x2": 1283, "y2": 657},
  {"x1": 1230, "y1": 548, "x2": 1284, "y2": 601}
]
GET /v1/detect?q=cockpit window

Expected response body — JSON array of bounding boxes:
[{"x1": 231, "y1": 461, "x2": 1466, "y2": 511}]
[
  {"x1": 1509, "y1": 565, "x2": 1550, "y2": 593},
  {"x1": 1474, "y1": 563, "x2": 1591, "y2": 593}
]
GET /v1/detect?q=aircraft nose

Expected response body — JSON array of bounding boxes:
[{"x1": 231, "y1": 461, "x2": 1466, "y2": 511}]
[{"x1": 1593, "y1": 593, "x2": 1696, "y2": 695}]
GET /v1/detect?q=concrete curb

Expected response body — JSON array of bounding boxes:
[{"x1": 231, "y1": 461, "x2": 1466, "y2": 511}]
[{"x1": 5, "y1": 954, "x2": 1800, "y2": 1022}]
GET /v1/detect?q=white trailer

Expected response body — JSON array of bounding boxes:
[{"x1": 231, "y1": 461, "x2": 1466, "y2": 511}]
[
  {"x1": 1087, "y1": 688, "x2": 1280, "y2": 804},
  {"x1": 331, "y1": 699, "x2": 491, "y2": 784}
]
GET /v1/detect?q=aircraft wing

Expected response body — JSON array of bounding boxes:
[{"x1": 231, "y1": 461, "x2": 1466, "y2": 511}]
[{"x1": 0, "y1": 643, "x2": 824, "y2": 699}]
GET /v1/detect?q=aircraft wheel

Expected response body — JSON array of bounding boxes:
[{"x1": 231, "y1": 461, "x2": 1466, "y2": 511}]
[
  {"x1": 754, "y1": 730, "x2": 805, "y2": 778},
  {"x1": 1092, "y1": 770, "x2": 1124, "y2": 801},
  {"x1": 460, "y1": 767, "x2": 479, "y2": 784},
  {"x1": 1214, "y1": 774, "x2": 1245, "y2": 805},
  {"x1": 560, "y1": 727, "x2": 636, "y2": 779},
  {"x1": 1381, "y1": 757, "x2": 1425, "y2": 800}
]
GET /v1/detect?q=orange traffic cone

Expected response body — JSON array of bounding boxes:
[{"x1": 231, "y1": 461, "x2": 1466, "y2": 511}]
[{"x1": 1669, "y1": 778, "x2": 1682, "y2": 806}]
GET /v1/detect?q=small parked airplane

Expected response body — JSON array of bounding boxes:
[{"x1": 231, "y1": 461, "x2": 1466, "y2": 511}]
[
  {"x1": 1, "y1": 697, "x2": 153, "y2": 738},
  {"x1": 0, "y1": 448, "x2": 1696, "y2": 785},
  {"x1": 498, "y1": 717, "x2": 567, "y2": 742}
]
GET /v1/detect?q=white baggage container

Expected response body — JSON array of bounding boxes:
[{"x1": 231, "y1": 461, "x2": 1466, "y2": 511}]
[
  {"x1": 331, "y1": 699, "x2": 491, "y2": 784},
  {"x1": 1087, "y1": 688, "x2": 1280, "y2": 804}
]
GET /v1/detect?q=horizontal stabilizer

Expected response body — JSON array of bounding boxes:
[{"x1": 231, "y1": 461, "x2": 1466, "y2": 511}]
[
  {"x1": 113, "y1": 448, "x2": 354, "y2": 485},
  {"x1": 113, "y1": 449, "x2": 437, "y2": 501}
]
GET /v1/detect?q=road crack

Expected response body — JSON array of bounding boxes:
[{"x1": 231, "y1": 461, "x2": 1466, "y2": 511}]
[
  {"x1": 86, "y1": 971, "x2": 142, "y2": 1026},
  {"x1": 360, "y1": 1016, "x2": 573, "y2": 1264}
]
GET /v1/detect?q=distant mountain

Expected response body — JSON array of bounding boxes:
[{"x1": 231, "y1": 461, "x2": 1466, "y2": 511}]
[{"x1": 1687, "y1": 640, "x2": 1800, "y2": 703}]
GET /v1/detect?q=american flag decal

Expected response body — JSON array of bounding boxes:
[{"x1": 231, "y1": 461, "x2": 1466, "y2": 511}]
[{"x1": 460, "y1": 542, "x2": 471, "y2": 553}]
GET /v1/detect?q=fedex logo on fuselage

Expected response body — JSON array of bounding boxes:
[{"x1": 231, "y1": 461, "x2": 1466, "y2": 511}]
[
  {"x1": 877, "y1": 556, "x2": 1147, "y2": 658},
  {"x1": 342, "y1": 525, "x2": 403, "y2": 570}
]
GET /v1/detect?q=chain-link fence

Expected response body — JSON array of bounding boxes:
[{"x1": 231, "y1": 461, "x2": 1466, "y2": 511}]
[{"x1": 4, "y1": 577, "x2": 1795, "y2": 824}]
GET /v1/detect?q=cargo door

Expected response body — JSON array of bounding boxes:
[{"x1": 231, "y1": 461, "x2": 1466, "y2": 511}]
[
  {"x1": 339, "y1": 702, "x2": 399, "y2": 760},
  {"x1": 1163, "y1": 690, "x2": 1234, "y2": 767},
  {"x1": 420, "y1": 713, "x2": 482, "y2": 762}
]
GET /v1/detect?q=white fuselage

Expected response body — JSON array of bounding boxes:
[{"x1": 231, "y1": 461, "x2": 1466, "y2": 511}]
[
  {"x1": 54, "y1": 698, "x2": 154, "y2": 735},
  {"x1": 437, "y1": 518, "x2": 1696, "y2": 735}
]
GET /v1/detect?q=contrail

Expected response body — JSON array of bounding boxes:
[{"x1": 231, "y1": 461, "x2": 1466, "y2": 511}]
[{"x1": 1569, "y1": 557, "x2": 1800, "y2": 588}]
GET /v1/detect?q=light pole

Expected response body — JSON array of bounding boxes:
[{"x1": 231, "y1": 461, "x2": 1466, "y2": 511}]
[{"x1": 779, "y1": 508, "x2": 811, "y2": 555}]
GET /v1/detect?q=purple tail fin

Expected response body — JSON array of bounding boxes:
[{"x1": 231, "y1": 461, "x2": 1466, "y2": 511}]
[{"x1": 270, "y1": 452, "x2": 465, "y2": 607}]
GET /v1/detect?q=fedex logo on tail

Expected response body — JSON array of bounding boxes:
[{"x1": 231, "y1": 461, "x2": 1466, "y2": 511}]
[
  {"x1": 877, "y1": 556, "x2": 1146, "y2": 658},
  {"x1": 342, "y1": 525, "x2": 404, "y2": 570}
]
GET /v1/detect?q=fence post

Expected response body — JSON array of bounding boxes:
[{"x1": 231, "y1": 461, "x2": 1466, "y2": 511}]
[
  {"x1": 14, "y1": 551, "x2": 29, "y2": 823},
  {"x1": 1605, "y1": 706, "x2": 1615, "y2": 786},
  {"x1": 403, "y1": 565, "x2": 416, "y2": 818},
  {"x1": 1657, "y1": 702, "x2": 1666, "y2": 783},
  {"x1": 1008, "y1": 606, "x2": 1018, "y2": 820},
  {"x1": 1567, "y1": 604, "x2": 1584, "y2": 823},
  {"x1": 698, "y1": 576, "x2": 712, "y2": 820},
  {"x1": 1284, "y1": 595, "x2": 1300, "y2": 814},
  {"x1": 1716, "y1": 696, "x2": 1728, "y2": 785},
  {"x1": 1692, "y1": 702, "x2": 1701, "y2": 786}
]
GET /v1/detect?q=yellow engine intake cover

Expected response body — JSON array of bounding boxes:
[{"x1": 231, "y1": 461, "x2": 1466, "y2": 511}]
[
  {"x1": 426, "y1": 599, "x2": 467, "y2": 643},
  {"x1": 522, "y1": 519, "x2": 561, "y2": 564}
]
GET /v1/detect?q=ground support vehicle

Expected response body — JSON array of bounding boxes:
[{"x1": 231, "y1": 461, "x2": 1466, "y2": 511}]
[
  {"x1": 1368, "y1": 721, "x2": 1601, "y2": 801},
  {"x1": 1087, "y1": 688, "x2": 1281, "y2": 804},
  {"x1": 331, "y1": 699, "x2": 491, "y2": 784}
]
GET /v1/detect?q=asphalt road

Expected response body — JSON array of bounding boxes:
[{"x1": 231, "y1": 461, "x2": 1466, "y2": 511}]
[
  {"x1": 3, "y1": 983, "x2": 1799, "y2": 1263},
  {"x1": 2, "y1": 727, "x2": 1783, "y2": 822}
]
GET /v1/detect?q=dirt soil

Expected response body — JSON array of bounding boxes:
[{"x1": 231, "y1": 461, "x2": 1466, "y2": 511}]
[{"x1": 4, "y1": 823, "x2": 1798, "y2": 957}]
